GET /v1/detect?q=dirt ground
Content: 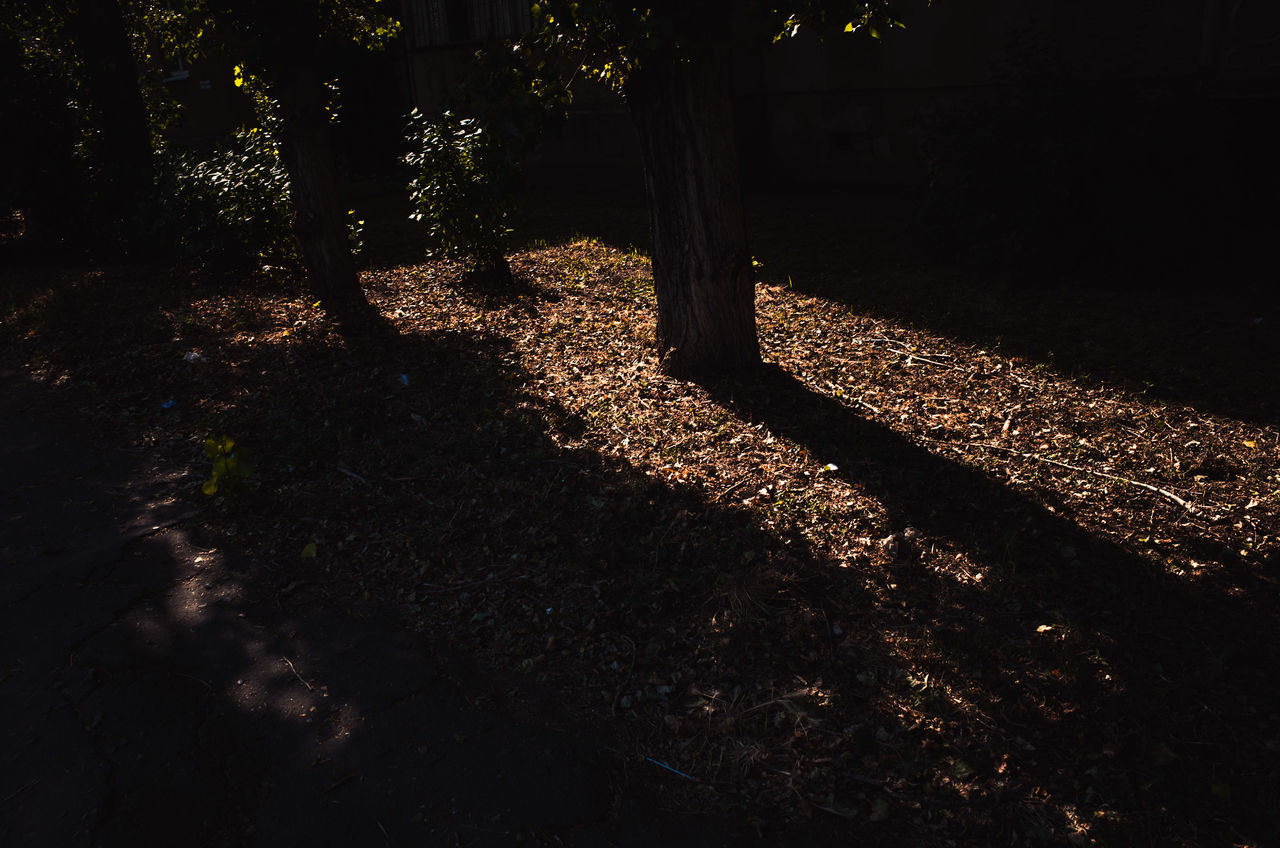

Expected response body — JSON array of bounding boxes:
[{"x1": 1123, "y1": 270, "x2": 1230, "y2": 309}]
[
  {"x1": 2, "y1": 362, "x2": 879, "y2": 847},
  {"x1": 2, "y1": 190, "x2": 1278, "y2": 846}
]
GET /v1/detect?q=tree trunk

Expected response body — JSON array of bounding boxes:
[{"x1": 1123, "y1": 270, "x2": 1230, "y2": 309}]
[
  {"x1": 67, "y1": 0, "x2": 153, "y2": 249},
  {"x1": 270, "y1": 56, "x2": 376, "y2": 329},
  {"x1": 625, "y1": 45, "x2": 760, "y2": 380}
]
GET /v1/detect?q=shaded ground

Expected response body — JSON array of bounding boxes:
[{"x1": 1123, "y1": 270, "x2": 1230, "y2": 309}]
[
  {"x1": 0, "y1": 374, "x2": 838, "y2": 846},
  {"x1": 3, "y1": 191, "x2": 1278, "y2": 846}
]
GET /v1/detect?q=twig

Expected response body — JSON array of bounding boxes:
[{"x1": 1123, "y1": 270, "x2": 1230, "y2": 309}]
[
  {"x1": 2, "y1": 779, "x2": 38, "y2": 804},
  {"x1": 823, "y1": 379, "x2": 881, "y2": 414},
  {"x1": 336, "y1": 465, "x2": 370, "y2": 486},
  {"x1": 712, "y1": 479, "x2": 748, "y2": 502},
  {"x1": 955, "y1": 441, "x2": 1221, "y2": 522},
  {"x1": 882, "y1": 347, "x2": 969, "y2": 372},
  {"x1": 864, "y1": 337, "x2": 968, "y2": 372},
  {"x1": 415, "y1": 573, "x2": 509, "y2": 594},
  {"x1": 810, "y1": 800, "x2": 859, "y2": 818},
  {"x1": 283, "y1": 656, "x2": 314, "y2": 691}
]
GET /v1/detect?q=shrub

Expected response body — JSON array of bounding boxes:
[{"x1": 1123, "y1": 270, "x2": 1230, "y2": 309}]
[
  {"x1": 404, "y1": 109, "x2": 516, "y2": 278},
  {"x1": 149, "y1": 79, "x2": 362, "y2": 269},
  {"x1": 152, "y1": 124, "x2": 296, "y2": 267},
  {"x1": 201, "y1": 434, "x2": 254, "y2": 496}
]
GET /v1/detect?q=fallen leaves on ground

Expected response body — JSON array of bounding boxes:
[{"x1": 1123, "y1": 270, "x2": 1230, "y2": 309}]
[{"x1": 3, "y1": 216, "x2": 1277, "y2": 847}]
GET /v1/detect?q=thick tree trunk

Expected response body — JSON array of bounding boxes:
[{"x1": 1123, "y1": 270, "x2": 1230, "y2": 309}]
[
  {"x1": 625, "y1": 45, "x2": 761, "y2": 380},
  {"x1": 270, "y1": 56, "x2": 375, "y2": 329}
]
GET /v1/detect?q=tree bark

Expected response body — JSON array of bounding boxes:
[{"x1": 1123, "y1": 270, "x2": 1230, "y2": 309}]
[
  {"x1": 270, "y1": 55, "x2": 376, "y2": 329},
  {"x1": 625, "y1": 44, "x2": 760, "y2": 380},
  {"x1": 67, "y1": 0, "x2": 153, "y2": 248}
]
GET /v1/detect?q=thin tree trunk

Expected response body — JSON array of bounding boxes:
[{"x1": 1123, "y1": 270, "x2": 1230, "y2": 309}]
[
  {"x1": 270, "y1": 56, "x2": 375, "y2": 329},
  {"x1": 67, "y1": 0, "x2": 153, "y2": 248},
  {"x1": 625, "y1": 44, "x2": 760, "y2": 379}
]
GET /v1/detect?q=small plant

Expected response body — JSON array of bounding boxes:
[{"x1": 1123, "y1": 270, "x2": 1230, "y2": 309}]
[
  {"x1": 149, "y1": 73, "x2": 360, "y2": 268},
  {"x1": 402, "y1": 44, "x2": 567, "y2": 281},
  {"x1": 404, "y1": 109, "x2": 516, "y2": 280},
  {"x1": 153, "y1": 125, "x2": 296, "y2": 267},
  {"x1": 202, "y1": 435, "x2": 254, "y2": 496}
]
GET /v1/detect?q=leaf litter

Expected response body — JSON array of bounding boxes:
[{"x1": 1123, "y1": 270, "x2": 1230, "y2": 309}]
[{"x1": 2, "y1": 206, "x2": 1277, "y2": 847}]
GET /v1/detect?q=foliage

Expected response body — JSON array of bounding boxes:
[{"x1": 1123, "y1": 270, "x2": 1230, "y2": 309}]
[
  {"x1": 528, "y1": 0, "x2": 905, "y2": 91},
  {"x1": 2, "y1": 0, "x2": 394, "y2": 262},
  {"x1": 399, "y1": 42, "x2": 569, "y2": 278},
  {"x1": 202, "y1": 434, "x2": 254, "y2": 495},
  {"x1": 149, "y1": 75, "x2": 364, "y2": 267},
  {"x1": 0, "y1": 1, "x2": 162, "y2": 246},
  {"x1": 152, "y1": 127, "x2": 296, "y2": 267},
  {"x1": 454, "y1": 43, "x2": 570, "y2": 163},
  {"x1": 146, "y1": 65, "x2": 292, "y2": 265},
  {"x1": 404, "y1": 109, "x2": 518, "y2": 276},
  {"x1": 0, "y1": 17, "x2": 88, "y2": 238},
  {"x1": 141, "y1": 0, "x2": 400, "y2": 74}
]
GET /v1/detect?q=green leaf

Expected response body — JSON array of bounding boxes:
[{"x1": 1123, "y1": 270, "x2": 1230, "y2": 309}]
[
  {"x1": 300, "y1": 542, "x2": 318, "y2": 559},
  {"x1": 202, "y1": 479, "x2": 219, "y2": 495}
]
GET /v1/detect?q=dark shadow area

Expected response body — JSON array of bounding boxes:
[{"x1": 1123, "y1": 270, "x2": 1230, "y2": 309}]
[
  {"x1": 0, "y1": 313, "x2": 866, "y2": 845},
  {"x1": 708, "y1": 364, "x2": 1280, "y2": 844},
  {"x1": 5, "y1": 217, "x2": 1274, "y2": 844},
  {"x1": 511, "y1": 189, "x2": 651, "y2": 256}
]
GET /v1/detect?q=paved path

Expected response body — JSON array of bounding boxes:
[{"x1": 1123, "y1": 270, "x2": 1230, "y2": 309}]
[{"x1": 1, "y1": 370, "x2": 833, "y2": 847}]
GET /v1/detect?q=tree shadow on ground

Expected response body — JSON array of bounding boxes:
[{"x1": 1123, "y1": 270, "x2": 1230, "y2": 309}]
[
  {"x1": 709, "y1": 364, "x2": 1280, "y2": 845},
  {"x1": 5, "y1": 254, "x2": 1276, "y2": 845},
  {"x1": 0, "y1": 313, "x2": 858, "y2": 845}
]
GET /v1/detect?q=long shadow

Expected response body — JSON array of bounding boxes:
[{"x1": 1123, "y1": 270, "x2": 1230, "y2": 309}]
[
  {"x1": 0, "y1": 301, "x2": 862, "y2": 845},
  {"x1": 6, "y1": 253, "x2": 1276, "y2": 845},
  {"x1": 709, "y1": 364, "x2": 1280, "y2": 845}
]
